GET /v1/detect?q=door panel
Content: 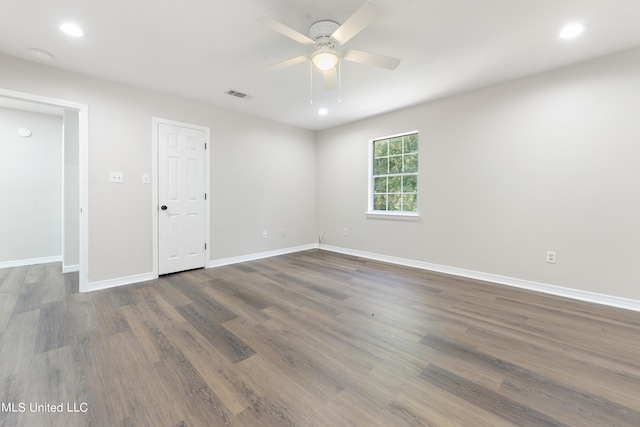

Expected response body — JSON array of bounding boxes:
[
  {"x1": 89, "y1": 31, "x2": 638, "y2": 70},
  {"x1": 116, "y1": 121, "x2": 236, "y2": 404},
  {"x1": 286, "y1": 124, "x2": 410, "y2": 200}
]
[{"x1": 158, "y1": 123, "x2": 206, "y2": 275}]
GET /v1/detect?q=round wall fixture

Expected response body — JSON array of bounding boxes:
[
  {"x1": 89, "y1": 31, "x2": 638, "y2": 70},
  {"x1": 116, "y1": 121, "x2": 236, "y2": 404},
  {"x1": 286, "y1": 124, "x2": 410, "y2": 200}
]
[{"x1": 17, "y1": 127, "x2": 32, "y2": 138}]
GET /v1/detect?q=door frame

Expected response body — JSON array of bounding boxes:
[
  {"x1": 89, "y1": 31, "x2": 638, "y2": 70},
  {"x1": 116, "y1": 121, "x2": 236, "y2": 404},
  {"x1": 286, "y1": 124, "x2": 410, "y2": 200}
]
[
  {"x1": 152, "y1": 117, "x2": 210, "y2": 278},
  {"x1": 0, "y1": 87, "x2": 89, "y2": 292}
]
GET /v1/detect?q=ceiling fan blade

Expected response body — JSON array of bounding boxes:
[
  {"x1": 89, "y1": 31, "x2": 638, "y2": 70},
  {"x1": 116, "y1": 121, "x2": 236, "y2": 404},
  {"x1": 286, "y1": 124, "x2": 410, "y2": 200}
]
[
  {"x1": 257, "y1": 15, "x2": 315, "y2": 45},
  {"x1": 343, "y1": 49, "x2": 401, "y2": 70},
  {"x1": 265, "y1": 55, "x2": 308, "y2": 72},
  {"x1": 331, "y1": 1, "x2": 383, "y2": 45},
  {"x1": 323, "y1": 68, "x2": 338, "y2": 89}
]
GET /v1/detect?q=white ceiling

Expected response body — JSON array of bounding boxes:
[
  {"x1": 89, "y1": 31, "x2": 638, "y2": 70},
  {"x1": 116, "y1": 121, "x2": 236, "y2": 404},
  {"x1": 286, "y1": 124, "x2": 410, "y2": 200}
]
[{"x1": 1, "y1": 0, "x2": 639, "y2": 130}]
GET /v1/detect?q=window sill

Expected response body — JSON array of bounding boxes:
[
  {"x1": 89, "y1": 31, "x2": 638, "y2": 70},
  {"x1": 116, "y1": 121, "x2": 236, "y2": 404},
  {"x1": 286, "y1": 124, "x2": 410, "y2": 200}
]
[{"x1": 366, "y1": 211, "x2": 421, "y2": 221}]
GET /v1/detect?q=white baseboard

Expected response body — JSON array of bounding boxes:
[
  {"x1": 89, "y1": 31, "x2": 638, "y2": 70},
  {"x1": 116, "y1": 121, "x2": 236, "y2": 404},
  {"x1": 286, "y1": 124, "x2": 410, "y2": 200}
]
[
  {"x1": 319, "y1": 245, "x2": 640, "y2": 313},
  {"x1": 80, "y1": 243, "x2": 640, "y2": 313},
  {"x1": 0, "y1": 255, "x2": 62, "y2": 269},
  {"x1": 87, "y1": 272, "x2": 156, "y2": 293},
  {"x1": 83, "y1": 245, "x2": 318, "y2": 293},
  {"x1": 62, "y1": 264, "x2": 80, "y2": 273},
  {"x1": 208, "y1": 244, "x2": 318, "y2": 268}
]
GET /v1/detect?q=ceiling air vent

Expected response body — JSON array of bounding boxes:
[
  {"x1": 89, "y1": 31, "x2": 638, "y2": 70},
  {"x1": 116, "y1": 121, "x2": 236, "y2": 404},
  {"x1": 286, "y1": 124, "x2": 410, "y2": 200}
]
[{"x1": 225, "y1": 90, "x2": 252, "y2": 100}]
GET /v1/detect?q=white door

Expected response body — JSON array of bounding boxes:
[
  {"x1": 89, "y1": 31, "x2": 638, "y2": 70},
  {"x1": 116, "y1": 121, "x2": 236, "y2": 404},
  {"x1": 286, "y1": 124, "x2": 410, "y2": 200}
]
[{"x1": 158, "y1": 122, "x2": 207, "y2": 275}]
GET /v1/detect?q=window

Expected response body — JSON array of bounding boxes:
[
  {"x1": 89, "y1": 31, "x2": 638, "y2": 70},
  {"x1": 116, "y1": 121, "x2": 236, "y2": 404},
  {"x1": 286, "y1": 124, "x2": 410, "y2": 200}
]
[{"x1": 369, "y1": 131, "x2": 419, "y2": 216}]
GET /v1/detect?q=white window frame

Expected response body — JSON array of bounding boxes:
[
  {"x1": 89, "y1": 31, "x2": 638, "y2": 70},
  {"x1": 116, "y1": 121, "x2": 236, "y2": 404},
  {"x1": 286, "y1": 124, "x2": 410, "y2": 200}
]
[{"x1": 367, "y1": 130, "x2": 420, "y2": 220}]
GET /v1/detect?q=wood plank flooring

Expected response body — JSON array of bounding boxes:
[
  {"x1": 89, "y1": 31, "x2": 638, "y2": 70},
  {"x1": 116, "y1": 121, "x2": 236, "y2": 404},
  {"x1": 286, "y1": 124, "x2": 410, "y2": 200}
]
[{"x1": 1, "y1": 249, "x2": 640, "y2": 426}]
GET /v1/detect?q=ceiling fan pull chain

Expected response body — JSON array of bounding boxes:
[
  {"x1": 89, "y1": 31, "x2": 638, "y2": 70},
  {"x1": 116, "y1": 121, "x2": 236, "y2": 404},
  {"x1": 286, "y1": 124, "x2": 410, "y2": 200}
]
[
  {"x1": 310, "y1": 61, "x2": 313, "y2": 104},
  {"x1": 338, "y1": 61, "x2": 342, "y2": 103}
]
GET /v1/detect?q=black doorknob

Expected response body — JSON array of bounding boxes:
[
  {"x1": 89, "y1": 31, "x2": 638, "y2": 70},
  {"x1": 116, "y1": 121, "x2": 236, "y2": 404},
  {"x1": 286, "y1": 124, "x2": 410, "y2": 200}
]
[{"x1": 161, "y1": 205, "x2": 167, "y2": 210}]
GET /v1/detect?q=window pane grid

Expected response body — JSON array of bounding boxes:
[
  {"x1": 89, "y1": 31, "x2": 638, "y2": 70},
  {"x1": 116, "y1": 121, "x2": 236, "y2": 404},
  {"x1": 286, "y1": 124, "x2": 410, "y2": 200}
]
[{"x1": 371, "y1": 133, "x2": 418, "y2": 213}]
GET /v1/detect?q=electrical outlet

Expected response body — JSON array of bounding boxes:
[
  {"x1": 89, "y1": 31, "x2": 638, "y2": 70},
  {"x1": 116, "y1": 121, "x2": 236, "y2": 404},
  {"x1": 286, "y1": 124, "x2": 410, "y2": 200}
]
[
  {"x1": 109, "y1": 171, "x2": 123, "y2": 183},
  {"x1": 262, "y1": 230, "x2": 268, "y2": 239},
  {"x1": 343, "y1": 228, "x2": 348, "y2": 236},
  {"x1": 281, "y1": 228, "x2": 286, "y2": 237},
  {"x1": 546, "y1": 251, "x2": 557, "y2": 264}
]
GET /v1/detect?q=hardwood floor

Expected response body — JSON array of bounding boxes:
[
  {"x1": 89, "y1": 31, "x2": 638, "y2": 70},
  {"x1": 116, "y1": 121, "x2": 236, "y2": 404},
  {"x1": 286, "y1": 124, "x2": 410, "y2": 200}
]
[{"x1": 1, "y1": 249, "x2": 640, "y2": 426}]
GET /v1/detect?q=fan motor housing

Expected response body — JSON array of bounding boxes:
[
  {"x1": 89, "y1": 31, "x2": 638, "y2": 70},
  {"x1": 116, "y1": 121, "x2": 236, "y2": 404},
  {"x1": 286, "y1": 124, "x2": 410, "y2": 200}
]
[{"x1": 308, "y1": 20, "x2": 340, "y2": 44}]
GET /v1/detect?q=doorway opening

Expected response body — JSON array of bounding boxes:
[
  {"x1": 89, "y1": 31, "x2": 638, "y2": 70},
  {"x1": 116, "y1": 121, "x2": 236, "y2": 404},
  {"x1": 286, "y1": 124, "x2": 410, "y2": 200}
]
[{"x1": 0, "y1": 88, "x2": 89, "y2": 292}]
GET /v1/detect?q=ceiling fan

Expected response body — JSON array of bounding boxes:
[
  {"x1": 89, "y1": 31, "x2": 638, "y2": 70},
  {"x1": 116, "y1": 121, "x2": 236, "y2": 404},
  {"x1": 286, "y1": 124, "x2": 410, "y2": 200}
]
[{"x1": 257, "y1": 1, "x2": 401, "y2": 89}]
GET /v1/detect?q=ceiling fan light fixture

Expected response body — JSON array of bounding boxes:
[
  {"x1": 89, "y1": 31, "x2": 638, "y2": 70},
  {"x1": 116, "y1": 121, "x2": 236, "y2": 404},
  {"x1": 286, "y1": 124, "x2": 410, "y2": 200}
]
[{"x1": 312, "y1": 50, "x2": 339, "y2": 71}]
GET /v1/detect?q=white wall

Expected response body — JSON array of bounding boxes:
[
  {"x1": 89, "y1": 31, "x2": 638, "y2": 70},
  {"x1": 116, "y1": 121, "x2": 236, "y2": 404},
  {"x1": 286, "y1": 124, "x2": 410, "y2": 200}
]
[
  {"x1": 0, "y1": 54, "x2": 316, "y2": 285},
  {"x1": 0, "y1": 107, "x2": 62, "y2": 263},
  {"x1": 209, "y1": 115, "x2": 316, "y2": 260},
  {"x1": 63, "y1": 109, "x2": 80, "y2": 271},
  {"x1": 317, "y1": 47, "x2": 640, "y2": 301}
]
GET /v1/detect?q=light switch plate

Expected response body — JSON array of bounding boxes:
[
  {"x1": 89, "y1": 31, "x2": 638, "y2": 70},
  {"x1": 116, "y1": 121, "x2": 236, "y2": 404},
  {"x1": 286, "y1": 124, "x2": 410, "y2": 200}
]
[{"x1": 142, "y1": 173, "x2": 151, "y2": 184}]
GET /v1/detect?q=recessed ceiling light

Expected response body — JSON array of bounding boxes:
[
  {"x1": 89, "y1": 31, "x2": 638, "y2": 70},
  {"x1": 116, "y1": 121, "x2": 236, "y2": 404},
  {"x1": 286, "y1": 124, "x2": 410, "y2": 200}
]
[
  {"x1": 318, "y1": 108, "x2": 328, "y2": 116},
  {"x1": 60, "y1": 22, "x2": 85, "y2": 37},
  {"x1": 29, "y1": 48, "x2": 54, "y2": 60},
  {"x1": 559, "y1": 22, "x2": 585, "y2": 40}
]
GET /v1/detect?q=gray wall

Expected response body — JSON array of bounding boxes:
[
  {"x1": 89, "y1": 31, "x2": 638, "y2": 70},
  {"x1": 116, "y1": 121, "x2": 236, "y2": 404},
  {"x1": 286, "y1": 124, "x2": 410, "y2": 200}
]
[
  {"x1": 0, "y1": 54, "x2": 317, "y2": 284},
  {"x1": 316, "y1": 47, "x2": 640, "y2": 301},
  {"x1": 0, "y1": 107, "x2": 62, "y2": 263}
]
